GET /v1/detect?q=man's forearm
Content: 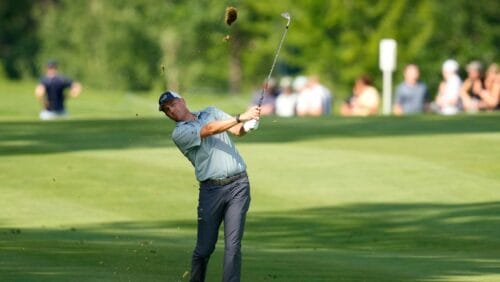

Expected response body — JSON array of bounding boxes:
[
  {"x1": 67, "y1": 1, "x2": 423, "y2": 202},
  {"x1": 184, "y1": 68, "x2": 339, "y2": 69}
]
[{"x1": 200, "y1": 118, "x2": 239, "y2": 138}]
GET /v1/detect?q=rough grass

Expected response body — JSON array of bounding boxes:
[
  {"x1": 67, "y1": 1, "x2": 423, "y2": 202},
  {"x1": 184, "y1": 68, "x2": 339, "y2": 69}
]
[{"x1": 1, "y1": 79, "x2": 499, "y2": 281}]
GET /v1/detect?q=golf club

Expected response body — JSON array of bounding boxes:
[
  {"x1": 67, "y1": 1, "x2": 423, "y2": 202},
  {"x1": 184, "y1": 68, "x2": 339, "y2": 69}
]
[{"x1": 258, "y1": 12, "x2": 291, "y2": 107}]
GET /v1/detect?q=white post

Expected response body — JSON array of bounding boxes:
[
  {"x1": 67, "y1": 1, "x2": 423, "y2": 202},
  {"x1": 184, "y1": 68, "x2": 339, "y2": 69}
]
[
  {"x1": 379, "y1": 39, "x2": 397, "y2": 115},
  {"x1": 382, "y1": 71, "x2": 392, "y2": 115}
]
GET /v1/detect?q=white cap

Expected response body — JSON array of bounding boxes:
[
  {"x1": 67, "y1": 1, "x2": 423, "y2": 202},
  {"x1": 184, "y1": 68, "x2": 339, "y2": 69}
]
[
  {"x1": 280, "y1": 76, "x2": 293, "y2": 88},
  {"x1": 293, "y1": 76, "x2": 308, "y2": 91},
  {"x1": 442, "y1": 59, "x2": 459, "y2": 73}
]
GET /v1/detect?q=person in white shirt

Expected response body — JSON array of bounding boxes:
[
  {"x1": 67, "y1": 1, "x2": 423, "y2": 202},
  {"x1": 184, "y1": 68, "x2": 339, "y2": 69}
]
[
  {"x1": 430, "y1": 59, "x2": 462, "y2": 115},
  {"x1": 296, "y1": 75, "x2": 332, "y2": 116},
  {"x1": 275, "y1": 76, "x2": 298, "y2": 117}
]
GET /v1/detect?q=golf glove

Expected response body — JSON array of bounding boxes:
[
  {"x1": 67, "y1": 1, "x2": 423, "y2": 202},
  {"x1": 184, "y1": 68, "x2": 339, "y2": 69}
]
[{"x1": 243, "y1": 119, "x2": 259, "y2": 132}]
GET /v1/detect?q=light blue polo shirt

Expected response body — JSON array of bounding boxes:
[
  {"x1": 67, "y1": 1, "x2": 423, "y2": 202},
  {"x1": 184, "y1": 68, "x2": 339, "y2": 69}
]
[
  {"x1": 395, "y1": 82, "x2": 428, "y2": 114},
  {"x1": 172, "y1": 107, "x2": 246, "y2": 182}
]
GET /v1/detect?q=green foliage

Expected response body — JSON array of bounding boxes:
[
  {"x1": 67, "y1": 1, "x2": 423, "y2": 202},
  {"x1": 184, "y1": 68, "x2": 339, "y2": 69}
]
[
  {"x1": 0, "y1": 0, "x2": 39, "y2": 78},
  {"x1": 0, "y1": 0, "x2": 498, "y2": 96},
  {"x1": 35, "y1": 0, "x2": 163, "y2": 90}
]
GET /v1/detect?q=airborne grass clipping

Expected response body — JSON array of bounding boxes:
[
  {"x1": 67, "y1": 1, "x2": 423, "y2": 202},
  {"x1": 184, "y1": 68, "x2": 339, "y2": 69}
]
[{"x1": 225, "y1": 7, "x2": 237, "y2": 26}]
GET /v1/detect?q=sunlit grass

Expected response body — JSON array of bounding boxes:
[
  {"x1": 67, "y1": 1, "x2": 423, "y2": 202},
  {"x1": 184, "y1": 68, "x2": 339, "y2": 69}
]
[{"x1": 1, "y1": 79, "x2": 500, "y2": 281}]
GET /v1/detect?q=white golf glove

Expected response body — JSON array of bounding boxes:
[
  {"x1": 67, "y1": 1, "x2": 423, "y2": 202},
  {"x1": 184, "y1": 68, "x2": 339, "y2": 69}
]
[{"x1": 243, "y1": 119, "x2": 259, "y2": 132}]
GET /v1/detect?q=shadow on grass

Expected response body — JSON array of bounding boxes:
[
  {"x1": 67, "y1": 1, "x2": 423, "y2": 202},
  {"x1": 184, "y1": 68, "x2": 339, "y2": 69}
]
[
  {"x1": 1, "y1": 202, "x2": 499, "y2": 281},
  {"x1": 0, "y1": 113, "x2": 499, "y2": 156}
]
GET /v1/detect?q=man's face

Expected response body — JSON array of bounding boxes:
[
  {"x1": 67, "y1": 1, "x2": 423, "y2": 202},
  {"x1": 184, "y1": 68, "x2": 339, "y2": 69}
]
[
  {"x1": 404, "y1": 66, "x2": 419, "y2": 84},
  {"x1": 160, "y1": 98, "x2": 187, "y2": 121},
  {"x1": 46, "y1": 66, "x2": 58, "y2": 77},
  {"x1": 468, "y1": 69, "x2": 480, "y2": 80}
]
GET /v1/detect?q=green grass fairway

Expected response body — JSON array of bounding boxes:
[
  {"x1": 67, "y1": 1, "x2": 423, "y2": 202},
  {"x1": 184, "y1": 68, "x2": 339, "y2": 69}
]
[{"x1": 1, "y1": 80, "x2": 500, "y2": 281}]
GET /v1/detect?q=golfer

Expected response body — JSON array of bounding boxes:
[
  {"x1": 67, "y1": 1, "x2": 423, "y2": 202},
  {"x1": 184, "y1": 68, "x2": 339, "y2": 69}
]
[{"x1": 158, "y1": 91, "x2": 260, "y2": 282}]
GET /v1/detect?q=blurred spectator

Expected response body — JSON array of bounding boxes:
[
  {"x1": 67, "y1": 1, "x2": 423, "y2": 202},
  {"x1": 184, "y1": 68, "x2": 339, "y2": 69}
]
[
  {"x1": 249, "y1": 78, "x2": 278, "y2": 116},
  {"x1": 309, "y1": 75, "x2": 333, "y2": 115},
  {"x1": 393, "y1": 64, "x2": 428, "y2": 115},
  {"x1": 292, "y1": 75, "x2": 308, "y2": 96},
  {"x1": 35, "y1": 60, "x2": 82, "y2": 120},
  {"x1": 341, "y1": 75, "x2": 380, "y2": 116},
  {"x1": 430, "y1": 59, "x2": 462, "y2": 115},
  {"x1": 275, "y1": 76, "x2": 297, "y2": 117},
  {"x1": 478, "y1": 63, "x2": 500, "y2": 110},
  {"x1": 296, "y1": 75, "x2": 331, "y2": 116},
  {"x1": 460, "y1": 61, "x2": 485, "y2": 113}
]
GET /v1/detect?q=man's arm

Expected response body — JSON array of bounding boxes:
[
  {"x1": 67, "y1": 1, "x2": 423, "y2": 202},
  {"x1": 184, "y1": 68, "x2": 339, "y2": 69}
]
[
  {"x1": 393, "y1": 104, "x2": 403, "y2": 116},
  {"x1": 35, "y1": 84, "x2": 47, "y2": 107},
  {"x1": 200, "y1": 106, "x2": 260, "y2": 138},
  {"x1": 70, "y1": 82, "x2": 82, "y2": 98}
]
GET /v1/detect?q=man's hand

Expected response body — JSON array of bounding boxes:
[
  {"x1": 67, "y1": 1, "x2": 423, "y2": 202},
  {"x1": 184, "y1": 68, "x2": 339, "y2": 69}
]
[
  {"x1": 239, "y1": 106, "x2": 261, "y2": 122},
  {"x1": 243, "y1": 119, "x2": 259, "y2": 132}
]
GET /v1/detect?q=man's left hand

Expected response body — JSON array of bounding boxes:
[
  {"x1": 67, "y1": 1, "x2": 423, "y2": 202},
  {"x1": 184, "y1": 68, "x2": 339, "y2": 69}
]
[{"x1": 243, "y1": 119, "x2": 259, "y2": 132}]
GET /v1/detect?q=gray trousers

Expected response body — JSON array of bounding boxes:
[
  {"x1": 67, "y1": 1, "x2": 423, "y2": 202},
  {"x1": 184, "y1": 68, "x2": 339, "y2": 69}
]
[{"x1": 190, "y1": 174, "x2": 251, "y2": 282}]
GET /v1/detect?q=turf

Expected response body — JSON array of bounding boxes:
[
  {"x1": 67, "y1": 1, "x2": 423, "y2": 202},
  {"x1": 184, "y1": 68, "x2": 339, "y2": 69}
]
[{"x1": 1, "y1": 80, "x2": 499, "y2": 281}]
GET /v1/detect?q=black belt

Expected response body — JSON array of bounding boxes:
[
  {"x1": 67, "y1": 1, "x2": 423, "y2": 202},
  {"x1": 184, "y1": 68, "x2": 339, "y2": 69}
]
[{"x1": 200, "y1": 171, "x2": 247, "y2": 186}]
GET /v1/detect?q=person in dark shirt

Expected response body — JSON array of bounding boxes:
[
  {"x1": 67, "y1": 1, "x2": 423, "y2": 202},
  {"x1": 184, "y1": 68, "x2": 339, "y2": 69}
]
[
  {"x1": 35, "y1": 61, "x2": 82, "y2": 120},
  {"x1": 393, "y1": 64, "x2": 428, "y2": 115}
]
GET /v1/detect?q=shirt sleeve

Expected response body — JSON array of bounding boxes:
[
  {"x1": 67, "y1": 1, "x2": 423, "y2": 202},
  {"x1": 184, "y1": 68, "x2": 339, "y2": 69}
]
[
  {"x1": 359, "y1": 88, "x2": 379, "y2": 108},
  {"x1": 62, "y1": 76, "x2": 73, "y2": 88},
  {"x1": 395, "y1": 84, "x2": 404, "y2": 104},
  {"x1": 172, "y1": 123, "x2": 202, "y2": 153},
  {"x1": 206, "y1": 107, "x2": 232, "y2": 121},
  {"x1": 422, "y1": 83, "x2": 429, "y2": 101}
]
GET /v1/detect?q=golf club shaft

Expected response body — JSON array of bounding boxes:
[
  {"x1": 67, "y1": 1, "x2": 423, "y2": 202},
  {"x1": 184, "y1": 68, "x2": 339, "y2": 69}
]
[{"x1": 258, "y1": 16, "x2": 290, "y2": 107}]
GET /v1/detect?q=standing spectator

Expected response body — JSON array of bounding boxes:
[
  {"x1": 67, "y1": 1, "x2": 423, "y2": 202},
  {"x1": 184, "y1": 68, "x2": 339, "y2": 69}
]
[
  {"x1": 275, "y1": 76, "x2": 297, "y2": 117},
  {"x1": 341, "y1": 75, "x2": 380, "y2": 116},
  {"x1": 460, "y1": 61, "x2": 485, "y2": 113},
  {"x1": 393, "y1": 64, "x2": 428, "y2": 115},
  {"x1": 35, "y1": 60, "x2": 82, "y2": 120},
  {"x1": 430, "y1": 59, "x2": 462, "y2": 115}
]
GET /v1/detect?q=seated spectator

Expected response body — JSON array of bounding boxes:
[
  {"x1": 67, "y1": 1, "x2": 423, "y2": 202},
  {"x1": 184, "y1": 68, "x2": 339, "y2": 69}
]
[
  {"x1": 341, "y1": 75, "x2": 380, "y2": 116},
  {"x1": 309, "y1": 75, "x2": 333, "y2": 115},
  {"x1": 296, "y1": 75, "x2": 332, "y2": 116},
  {"x1": 460, "y1": 61, "x2": 485, "y2": 113},
  {"x1": 393, "y1": 64, "x2": 428, "y2": 115},
  {"x1": 292, "y1": 75, "x2": 308, "y2": 96},
  {"x1": 430, "y1": 59, "x2": 462, "y2": 115},
  {"x1": 249, "y1": 78, "x2": 278, "y2": 116},
  {"x1": 478, "y1": 63, "x2": 500, "y2": 110},
  {"x1": 275, "y1": 76, "x2": 297, "y2": 117},
  {"x1": 296, "y1": 76, "x2": 322, "y2": 117}
]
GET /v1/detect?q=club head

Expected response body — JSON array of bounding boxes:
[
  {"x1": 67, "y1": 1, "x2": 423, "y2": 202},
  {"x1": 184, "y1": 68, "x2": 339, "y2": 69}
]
[{"x1": 281, "y1": 12, "x2": 291, "y2": 27}]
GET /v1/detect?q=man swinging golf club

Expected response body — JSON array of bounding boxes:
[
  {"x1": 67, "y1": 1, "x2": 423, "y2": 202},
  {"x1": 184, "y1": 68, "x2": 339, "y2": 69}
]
[{"x1": 158, "y1": 90, "x2": 260, "y2": 282}]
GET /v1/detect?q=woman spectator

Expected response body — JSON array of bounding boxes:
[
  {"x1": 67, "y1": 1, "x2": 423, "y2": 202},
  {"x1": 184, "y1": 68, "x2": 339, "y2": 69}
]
[
  {"x1": 341, "y1": 75, "x2": 380, "y2": 116},
  {"x1": 460, "y1": 61, "x2": 485, "y2": 113},
  {"x1": 478, "y1": 63, "x2": 500, "y2": 110}
]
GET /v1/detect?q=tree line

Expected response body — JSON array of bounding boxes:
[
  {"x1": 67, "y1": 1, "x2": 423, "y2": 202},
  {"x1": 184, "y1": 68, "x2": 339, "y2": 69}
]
[{"x1": 1, "y1": 0, "x2": 499, "y2": 98}]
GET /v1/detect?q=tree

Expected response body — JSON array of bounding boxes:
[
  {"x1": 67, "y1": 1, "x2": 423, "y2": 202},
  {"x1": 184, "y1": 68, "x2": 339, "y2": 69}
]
[
  {"x1": 2, "y1": 0, "x2": 498, "y2": 97},
  {"x1": 0, "y1": 0, "x2": 39, "y2": 78}
]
